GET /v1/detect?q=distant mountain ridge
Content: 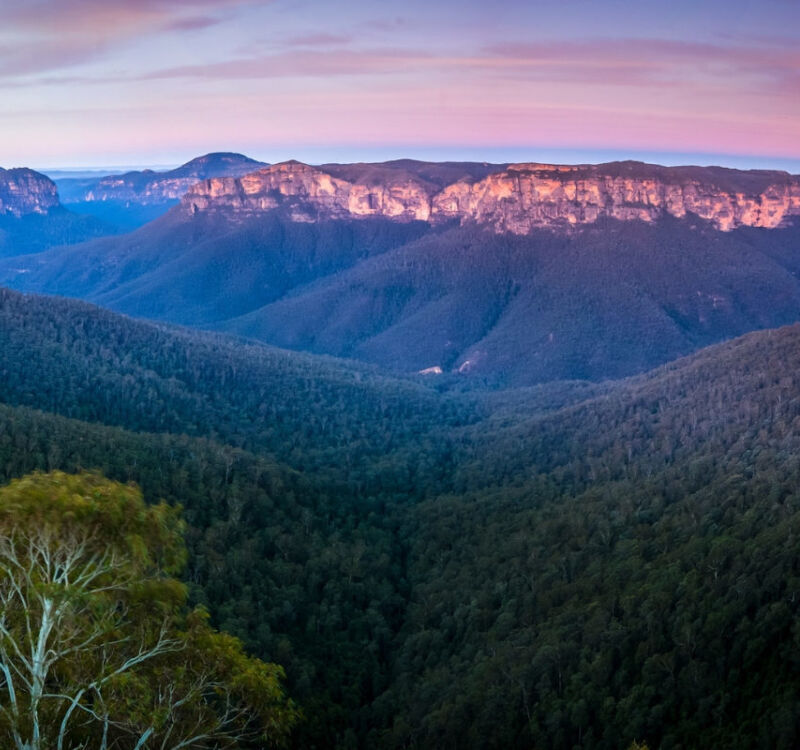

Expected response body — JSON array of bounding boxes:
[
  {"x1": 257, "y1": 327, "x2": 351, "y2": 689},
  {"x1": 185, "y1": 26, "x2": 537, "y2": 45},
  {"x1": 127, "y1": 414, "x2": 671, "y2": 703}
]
[
  {"x1": 59, "y1": 152, "x2": 268, "y2": 205},
  {"x1": 183, "y1": 158, "x2": 800, "y2": 232},
  {"x1": 53, "y1": 152, "x2": 268, "y2": 232}
]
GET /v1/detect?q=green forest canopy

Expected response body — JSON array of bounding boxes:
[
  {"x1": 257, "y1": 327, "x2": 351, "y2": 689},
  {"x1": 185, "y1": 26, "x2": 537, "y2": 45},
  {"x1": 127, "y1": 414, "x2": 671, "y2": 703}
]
[{"x1": 1, "y1": 286, "x2": 800, "y2": 747}]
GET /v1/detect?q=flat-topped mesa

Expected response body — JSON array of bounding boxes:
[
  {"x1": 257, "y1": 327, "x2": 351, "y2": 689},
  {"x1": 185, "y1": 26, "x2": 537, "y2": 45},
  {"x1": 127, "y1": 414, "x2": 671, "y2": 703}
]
[
  {"x1": 182, "y1": 159, "x2": 800, "y2": 232},
  {"x1": 0, "y1": 168, "x2": 60, "y2": 217},
  {"x1": 183, "y1": 160, "x2": 434, "y2": 221},
  {"x1": 432, "y1": 162, "x2": 800, "y2": 232}
]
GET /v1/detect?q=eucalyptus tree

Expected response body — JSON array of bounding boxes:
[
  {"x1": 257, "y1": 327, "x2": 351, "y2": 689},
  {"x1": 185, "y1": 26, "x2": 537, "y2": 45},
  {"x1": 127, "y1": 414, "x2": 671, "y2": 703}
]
[{"x1": 0, "y1": 471, "x2": 297, "y2": 749}]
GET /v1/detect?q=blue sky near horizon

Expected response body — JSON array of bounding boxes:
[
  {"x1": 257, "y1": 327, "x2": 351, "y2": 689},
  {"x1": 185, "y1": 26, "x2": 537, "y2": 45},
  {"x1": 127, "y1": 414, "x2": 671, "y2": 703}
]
[
  {"x1": 38, "y1": 149, "x2": 800, "y2": 178},
  {"x1": 1, "y1": 0, "x2": 798, "y2": 170}
]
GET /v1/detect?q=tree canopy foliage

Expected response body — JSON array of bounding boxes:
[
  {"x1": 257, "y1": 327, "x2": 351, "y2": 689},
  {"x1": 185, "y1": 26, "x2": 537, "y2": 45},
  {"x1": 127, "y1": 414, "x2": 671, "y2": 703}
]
[{"x1": 0, "y1": 471, "x2": 297, "y2": 749}]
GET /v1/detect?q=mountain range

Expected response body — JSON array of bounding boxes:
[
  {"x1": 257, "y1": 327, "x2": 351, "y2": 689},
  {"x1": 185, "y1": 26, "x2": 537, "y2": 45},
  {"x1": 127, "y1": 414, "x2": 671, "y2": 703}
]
[
  {"x1": 56, "y1": 152, "x2": 267, "y2": 203},
  {"x1": 2, "y1": 157, "x2": 799, "y2": 386},
  {"x1": 0, "y1": 152, "x2": 270, "y2": 254},
  {"x1": 182, "y1": 159, "x2": 800, "y2": 231}
]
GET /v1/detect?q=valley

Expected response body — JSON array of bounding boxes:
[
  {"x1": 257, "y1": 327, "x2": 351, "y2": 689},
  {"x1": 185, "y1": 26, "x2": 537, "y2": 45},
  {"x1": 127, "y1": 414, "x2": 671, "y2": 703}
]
[
  {"x1": 1, "y1": 158, "x2": 798, "y2": 386},
  {"x1": 1, "y1": 153, "x2": 799, "y2": 748},
  {"x1": 2, "y1": 283, "x2": 800, "y2": 747}
]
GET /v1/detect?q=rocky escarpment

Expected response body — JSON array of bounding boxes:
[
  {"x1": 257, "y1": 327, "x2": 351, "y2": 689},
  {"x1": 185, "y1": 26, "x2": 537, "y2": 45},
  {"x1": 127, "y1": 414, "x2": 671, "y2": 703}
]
[
  {"x1": 185, "y1": 160, "x2": 435, "y2": 221},
  {"x1": 84, "y1": 152, "x2": 267, "y2": 204},
  {"x1": 0, "y1": 168, "x2": 60, "y2": 216},
  {"x1": 433, "y1": 162, "x2": 800, "y2": 232},
  {"x1": 183, "y1": 159, "x2": 800, "y2": 233}
]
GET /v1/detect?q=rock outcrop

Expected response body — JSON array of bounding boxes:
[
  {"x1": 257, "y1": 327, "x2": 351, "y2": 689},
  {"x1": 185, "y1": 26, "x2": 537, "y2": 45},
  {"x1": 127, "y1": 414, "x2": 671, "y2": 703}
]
[
  {"x1": 433, "y1": 162, "x2": 800, "y2": 232},
  {"x1": 0, "y1": 168, "x2": 60, "y2": 217},
  {"x1": 185, "y1": 160, "x2": 434, "y2": 221},
  {"x1": 182, "y1": 159, "x2": 800, "y2": 233}
]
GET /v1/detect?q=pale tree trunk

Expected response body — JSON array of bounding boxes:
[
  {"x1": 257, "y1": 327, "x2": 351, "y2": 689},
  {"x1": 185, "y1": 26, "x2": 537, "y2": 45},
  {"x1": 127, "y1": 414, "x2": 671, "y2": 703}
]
[{"x1": 0, "y1": 530, "x2": 176, "y2": 749}]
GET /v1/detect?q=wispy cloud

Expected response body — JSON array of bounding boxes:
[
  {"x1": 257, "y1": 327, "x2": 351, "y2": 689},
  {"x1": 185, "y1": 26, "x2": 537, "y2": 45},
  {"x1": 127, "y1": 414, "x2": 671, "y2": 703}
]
[
  {"x1": 0, "y1": 41, "x2": 100, "y2": 79},
  {"x1": 362, "y1": 17, "x2": 414, "y2": 33},
  {"x1": 0, "y1": 0, "x2": 260, "y2": 78},
  {"x1": 480, "y1": 38, "x2": 800, "y2": 91},
  {"x1": 124, "y1": 35, "x2": 800, "y2": 100},
  {"x1": 286, "y1": 33, "x2": 353, "y2": 48},
  {"x1": 162, "y1": 14, "x2": 224, "y2": 32},
  {"x1": 140, "y1": 48, "x2": 437, "y2": 80},
  {"x1": 1, "y1": 0, "x2": 797, "y2": 166},
  {"x1": 2, "y1": 0, "x2": 253, "y2": 34}
]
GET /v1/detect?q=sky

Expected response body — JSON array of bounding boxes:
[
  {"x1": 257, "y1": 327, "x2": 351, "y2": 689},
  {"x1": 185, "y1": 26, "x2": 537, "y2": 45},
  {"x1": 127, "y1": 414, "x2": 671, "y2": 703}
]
[{"x1": 1, "y1": 0, "x2": 798, "y2": 171}]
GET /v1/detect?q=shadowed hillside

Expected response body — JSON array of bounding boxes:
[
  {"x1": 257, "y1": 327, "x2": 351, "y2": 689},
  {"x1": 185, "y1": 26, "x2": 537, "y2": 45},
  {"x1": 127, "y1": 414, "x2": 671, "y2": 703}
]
[{"x1": 4, "y1": 207, "x2": 799, "y2": 386}]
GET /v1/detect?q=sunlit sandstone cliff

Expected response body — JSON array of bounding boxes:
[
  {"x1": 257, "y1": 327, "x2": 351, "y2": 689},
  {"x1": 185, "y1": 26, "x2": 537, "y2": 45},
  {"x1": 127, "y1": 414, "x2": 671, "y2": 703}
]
[
  {"x1": 0, "y1": 168, "x2": 59, "y2": 216},
  {"x1": 183, "y1": 160, "x2": 800, "y2": 232},
  {"x1": 433, "y1": 162, "x2": 800, "y2": 232},
  {"x1": 185, "y1": 160, "x2": 434, "y2": 221}
]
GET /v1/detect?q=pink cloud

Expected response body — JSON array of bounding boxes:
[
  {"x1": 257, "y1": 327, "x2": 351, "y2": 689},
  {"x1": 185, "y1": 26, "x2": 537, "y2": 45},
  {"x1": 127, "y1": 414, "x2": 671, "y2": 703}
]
[
  {"x1": 480, "y1": 38, "x2": 800, "y2": 92},
  {"x1": 286, "y1": 33, "x2": 352, "y2": 47},
  {"x1": 0, "y1": 40, "x2": 101, "y2": 78},
  {"x1": 2, "y1": 0, "x2": 253, "y2": 47},
  {"x1": 3, "y1": 0, "x2": 253, "y2": 33},
  {"x1": 1, "y1": 6, "x2": 796, "y2": 166},
  {"x1": 0, "y1": 0, "x2": 263, "y2": 79},
  {"x1": 161, "y1": 14, "x2": 223, "y2": 32},
  {"x1": 141, "y1": 48, "x2": 438, "y2": 80},
  {"x1": 115, "y1": 35, "x2": 799, "y2": 101}
]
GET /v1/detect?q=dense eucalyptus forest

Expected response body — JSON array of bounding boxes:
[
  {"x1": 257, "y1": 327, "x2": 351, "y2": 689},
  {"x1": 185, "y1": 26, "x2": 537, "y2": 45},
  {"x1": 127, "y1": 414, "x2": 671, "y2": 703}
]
[{"x1": 2, "y1": 285, "x2": 800, "y2": 748}]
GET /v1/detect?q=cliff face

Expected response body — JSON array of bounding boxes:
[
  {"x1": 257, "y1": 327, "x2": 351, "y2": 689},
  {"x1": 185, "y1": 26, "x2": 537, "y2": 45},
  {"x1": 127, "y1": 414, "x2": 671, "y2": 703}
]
[
  {"x1": 84, "y1": 152, "x2": 267, "y2": 204},
  {"x1": 183, "y1": 160, "x2": 800, "y2": 233},
  {"x1": 433, "y1": 163, "x2": 800, "y2": 232},
  {"x1": 185, "y1": 161, "x2": 434, "y2": 221},
  {"x1": 87, "y1": 175, "x2": 207, "y2": 203},
  {"x1": 0, "y1": 169, "x2": 60, "y2": 217}
]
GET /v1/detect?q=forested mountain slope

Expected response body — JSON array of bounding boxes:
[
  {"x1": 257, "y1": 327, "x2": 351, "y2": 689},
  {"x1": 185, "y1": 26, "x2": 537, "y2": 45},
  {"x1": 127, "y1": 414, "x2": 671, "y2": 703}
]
[
  {"x1": 2, "y1": 287, "x2": 800, "y2": 747},
  {"x1": 0, "y1": 211, "x2": 431, "y2": 324},
  {"x1": 2, "y1": 212, "x2": 799, "y2": 386},
  {"x1": 383, "y1": 325, "x2": 800, "y2": 748},
  {"x1": 222, "y1": 219, "x2": 800, "y2": 384},
  {"x1": 0, "y1": 287, "x2": 469, "y2": 485},
  {"x1": 0, "y1": 401, "x2": 406, "y2": 747},
  {"x1": 0, "y1": 286, "x2": 475, "y2": 745}
]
